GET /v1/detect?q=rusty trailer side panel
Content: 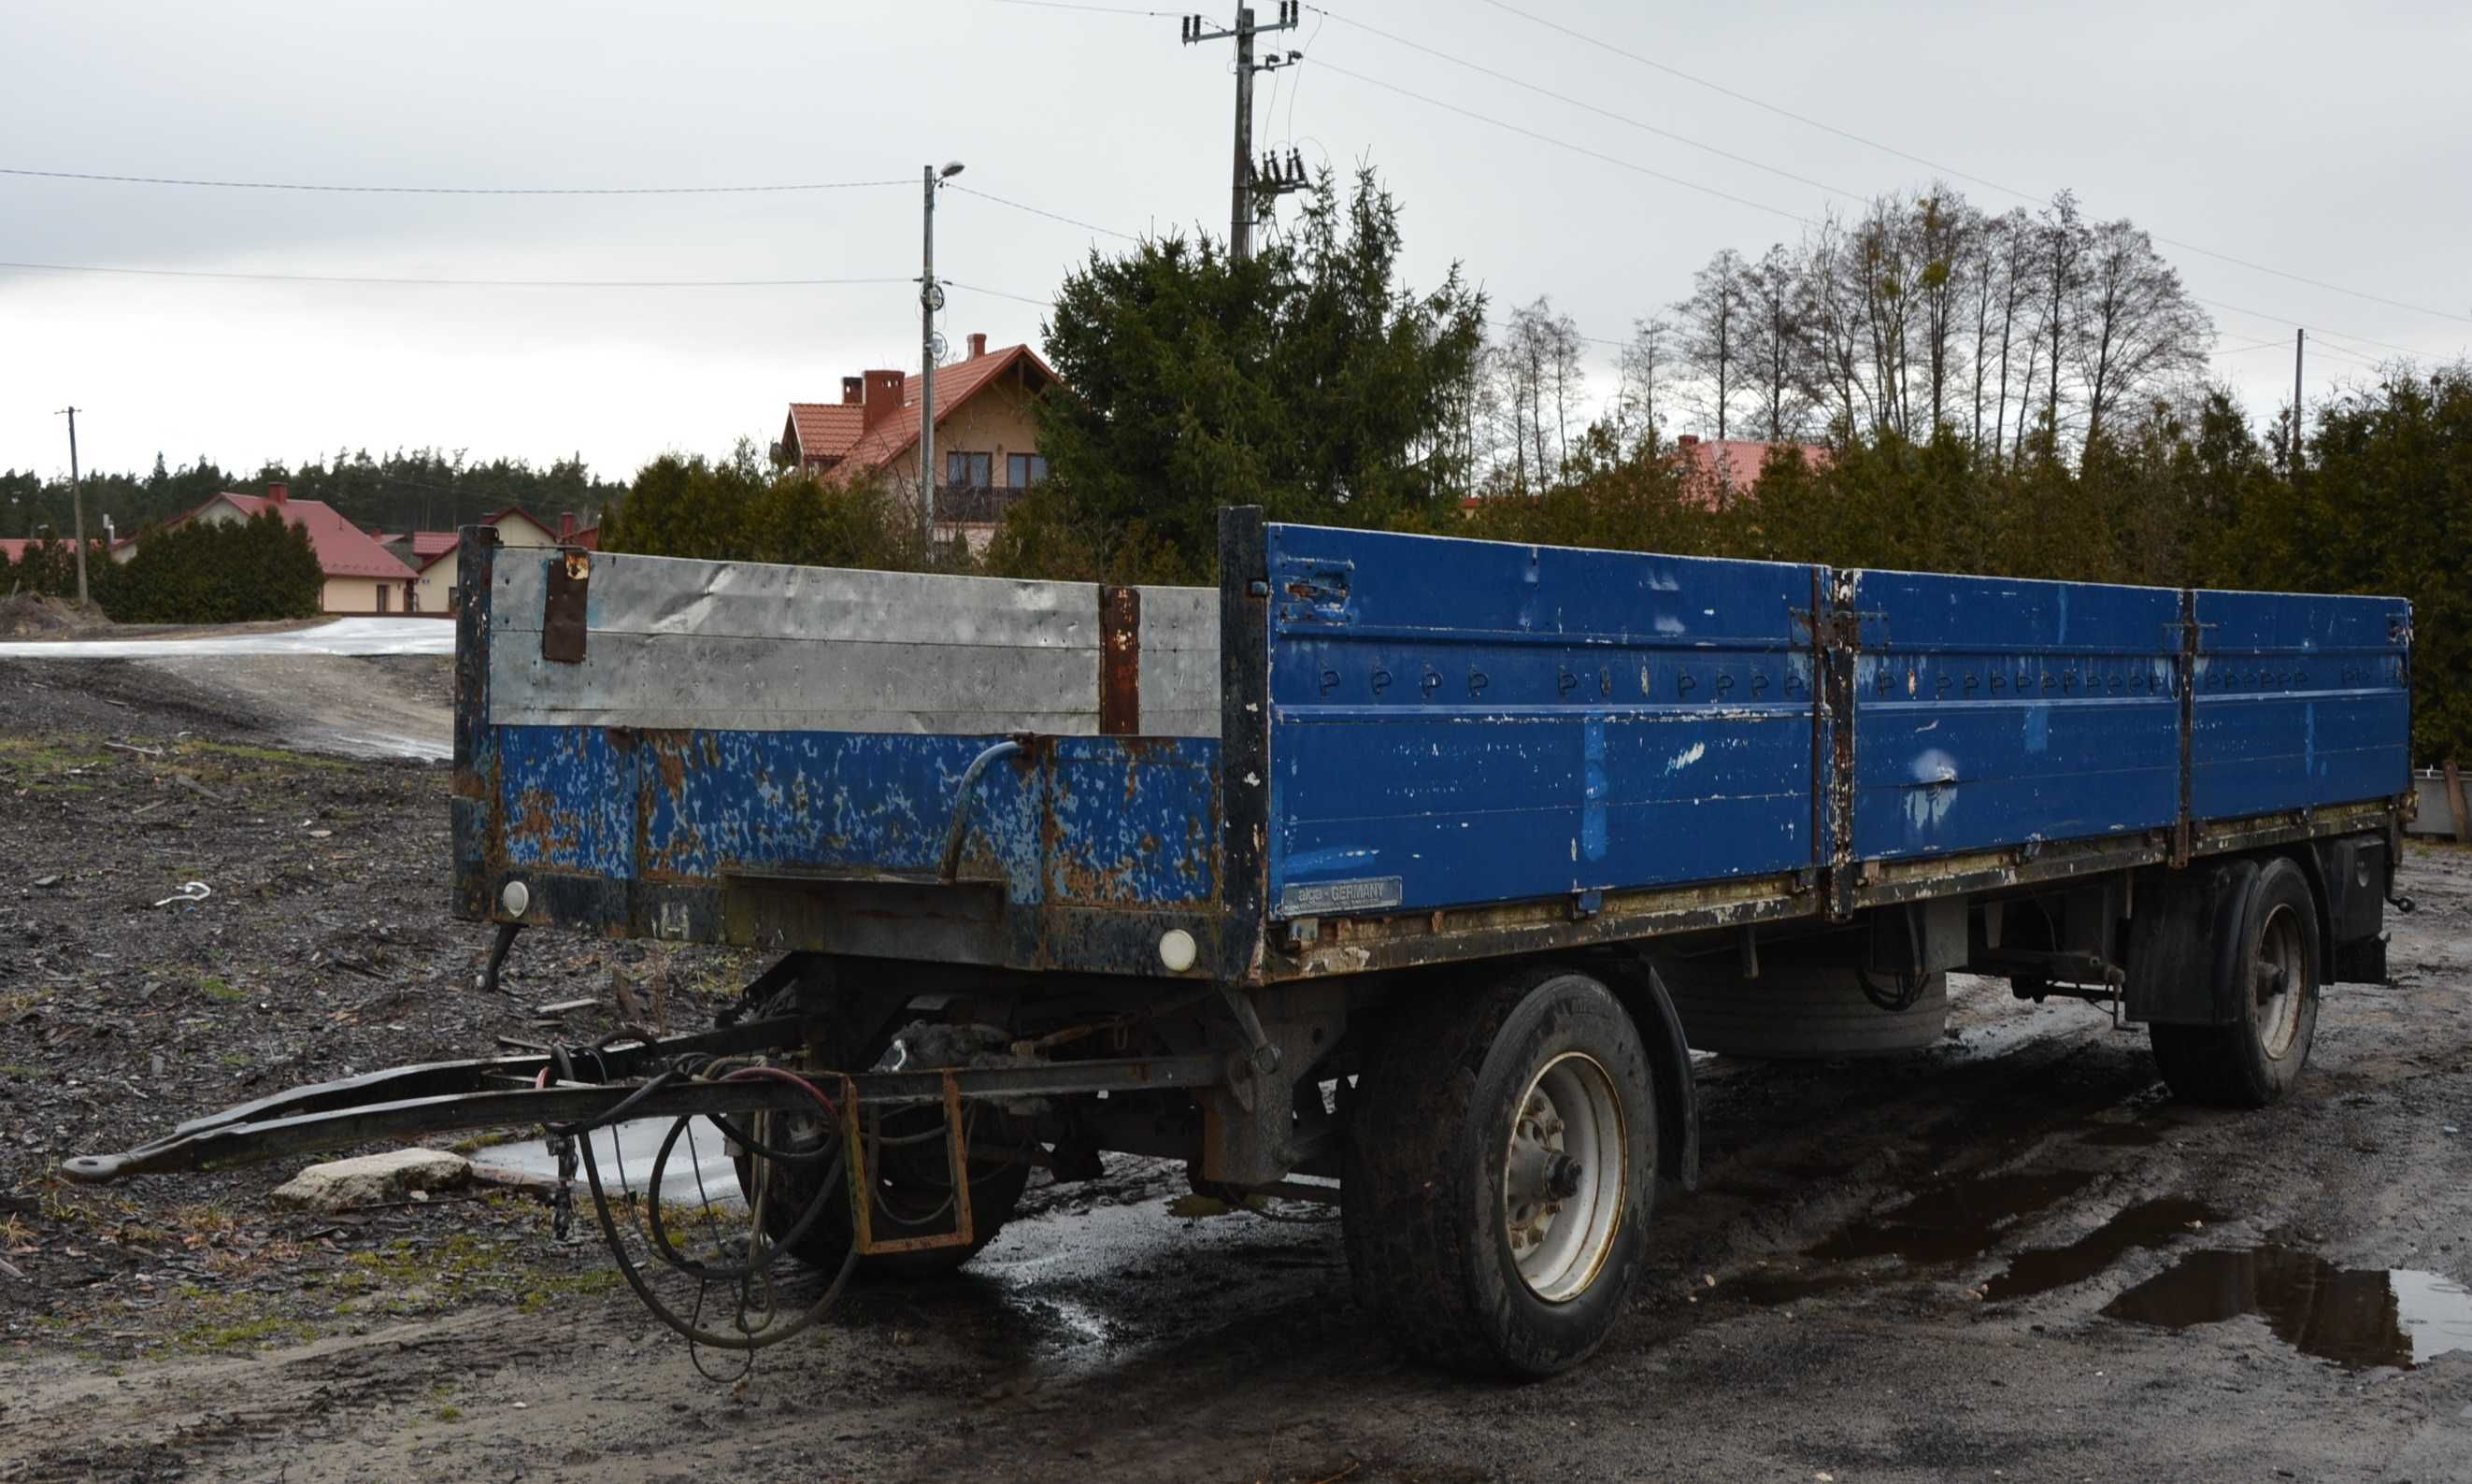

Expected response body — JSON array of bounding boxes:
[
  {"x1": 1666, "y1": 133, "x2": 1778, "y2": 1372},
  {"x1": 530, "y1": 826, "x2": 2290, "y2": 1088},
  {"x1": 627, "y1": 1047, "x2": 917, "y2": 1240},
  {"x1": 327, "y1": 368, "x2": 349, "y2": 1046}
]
[
  {"x1": 452, "y1": 519, "x2": 2413, "y2": 987},
  {"x1": 456, "y1": 540, "x2": 1225, "y2": 977}
]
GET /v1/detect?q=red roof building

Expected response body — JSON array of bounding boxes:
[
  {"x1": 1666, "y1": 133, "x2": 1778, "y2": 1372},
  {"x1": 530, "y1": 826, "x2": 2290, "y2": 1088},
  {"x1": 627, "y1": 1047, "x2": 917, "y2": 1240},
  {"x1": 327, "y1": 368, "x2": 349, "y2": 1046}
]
[
  {"x1": 778, "y1": 335, "x2": 1061, "y2": 538},
  {"x1": 399, "y1": 507, "x2": 584, "y2": 616},
  {"x1": 136, "y1": 483, "x2": 422, "y2": 614},
  {"x1": 1670, "y1": 435, "x2": 1831, "y2": 508}
]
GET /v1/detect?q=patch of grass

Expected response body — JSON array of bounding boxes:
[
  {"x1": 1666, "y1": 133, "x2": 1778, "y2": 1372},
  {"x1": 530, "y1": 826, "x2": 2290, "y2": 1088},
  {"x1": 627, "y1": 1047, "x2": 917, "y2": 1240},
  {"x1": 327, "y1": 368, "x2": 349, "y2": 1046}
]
[
  {"x1": 172, "y1": 1308, "x2": 314, "y2": 1354},
  {"x1": 218, "y1": 1052, "x2": 252, "y2": 1069},
  {"x1": 0, "y1": 735, "x2": 115, "y2": 793},
  {"x1": 436, "y1": 1405, "x2": 463, "y2": 1422},
  {"x1": 164, "y1": 1202, "x2": 241, "y2": 1241},
  {"x1": 0, "y1": 1063, "x2": 50, "y2": 1082},
  {"x1": 515, "y1": 1269, "x2": 622, "y2": 1314},
  {"x1": 0, "y1": 736, "x2": 113, "y2": 772},
  {"x1": 198, "y1": 977, "x2": 247, "y2": 1004}
]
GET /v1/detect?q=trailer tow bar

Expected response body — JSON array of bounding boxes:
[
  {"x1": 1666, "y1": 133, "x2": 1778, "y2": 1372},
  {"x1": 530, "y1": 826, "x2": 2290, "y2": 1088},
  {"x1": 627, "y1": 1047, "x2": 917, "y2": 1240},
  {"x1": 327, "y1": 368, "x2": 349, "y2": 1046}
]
[{"x1": 62, "y1": 1021, "x2": 1228, "y2": 1360}]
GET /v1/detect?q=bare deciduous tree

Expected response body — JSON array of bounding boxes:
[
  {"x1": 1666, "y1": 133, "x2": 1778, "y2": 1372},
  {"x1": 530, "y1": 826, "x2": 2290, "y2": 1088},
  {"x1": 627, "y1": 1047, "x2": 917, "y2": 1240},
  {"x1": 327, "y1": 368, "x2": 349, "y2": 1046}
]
[
  {"x1": 2036, "y1": 190, "x2": 2085, "y2": 453},
  {"x1": 1615, "y1": 314, "x2": 1675, "y2": 454},
  {"x1": 1911, "y1": 189, "x2": 1974, "y2": 435},
  {"x1": 1736, "y1": 243, "x2": 1814, "y2": 441},
  {"x1": 1487, "y1": 297, "x2": 1586, "y2": 491},
  {"x1": 1675, "y1": 249, "x2": 1750, "y2": 442},
  {"x1": 1801, "y1": 214, "x2": 1870, "y2": 435},
  {"x1": 2072, "y1": 218, "x2": 2211, "y2": 451}
]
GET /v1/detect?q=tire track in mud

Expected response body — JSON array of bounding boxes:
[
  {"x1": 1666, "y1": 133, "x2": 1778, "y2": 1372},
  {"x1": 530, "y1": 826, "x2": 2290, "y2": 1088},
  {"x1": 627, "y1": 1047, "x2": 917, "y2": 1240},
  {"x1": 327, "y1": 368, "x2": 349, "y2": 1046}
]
[{"x1": 3, "y1": 1308, "x2": 570, "y2": 1482}]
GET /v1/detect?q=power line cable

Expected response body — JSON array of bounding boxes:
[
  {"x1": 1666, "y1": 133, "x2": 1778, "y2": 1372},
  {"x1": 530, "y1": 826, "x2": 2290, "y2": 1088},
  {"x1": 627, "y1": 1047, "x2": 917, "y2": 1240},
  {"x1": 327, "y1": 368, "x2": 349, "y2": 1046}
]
[
  {"x1": 0, "y1": 165, "x2": 909, "y2": 195},
  {"x1": 948, "y1": 278, "x2": 1058, "y2": 308},
  {"x1": 1468, "y1": 0, "x2": 2472, "y2": 330},
  {"x1": 0, "y1": 260, "x2": 915, "y2": 289},
  {"x1": 983, "y1": 0, "x2": 1173, "y2": 14},
  {"x1": 947, "y1": 183, "x2": 1140, "y2": 240},
  {"x1": 1307, "y1": 59, "x2": 1812, "y2": 226},
  {"x1": 2192, "y1": 296, "x2": 2437, "y2": 360},
  {"x1": 1313, "y1": 35, "x2": 2449, "y2": 367},
  {"x1": 1308, "y1": 7, "x2": 1864, "y2": 207}
]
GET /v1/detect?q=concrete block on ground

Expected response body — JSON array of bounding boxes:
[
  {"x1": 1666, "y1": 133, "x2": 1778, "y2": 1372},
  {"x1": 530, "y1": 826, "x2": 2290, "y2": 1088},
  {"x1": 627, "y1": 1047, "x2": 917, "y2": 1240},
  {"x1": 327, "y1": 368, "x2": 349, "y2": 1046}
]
[{"x1": 270, "y1": 1148, "x2": 473, "y2": 1211}]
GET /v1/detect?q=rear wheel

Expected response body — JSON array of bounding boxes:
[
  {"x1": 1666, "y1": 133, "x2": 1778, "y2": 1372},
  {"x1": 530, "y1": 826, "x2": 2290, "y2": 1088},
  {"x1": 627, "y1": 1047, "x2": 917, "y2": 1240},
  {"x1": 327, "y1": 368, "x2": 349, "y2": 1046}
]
[
  {"x1": 1343, "y1": 966, "x2": 1657, "y2": 1377},
  {"x1": 2150, "y1": 855, "x2": 2322, "y2": 1108}
]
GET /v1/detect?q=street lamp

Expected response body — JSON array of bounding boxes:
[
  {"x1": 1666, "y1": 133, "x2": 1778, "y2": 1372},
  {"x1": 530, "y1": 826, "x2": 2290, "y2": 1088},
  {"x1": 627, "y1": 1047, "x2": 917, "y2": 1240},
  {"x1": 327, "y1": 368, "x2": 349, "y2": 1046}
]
[{"x1": 921, "y1": 161, "x2": 965, "y2": 555}]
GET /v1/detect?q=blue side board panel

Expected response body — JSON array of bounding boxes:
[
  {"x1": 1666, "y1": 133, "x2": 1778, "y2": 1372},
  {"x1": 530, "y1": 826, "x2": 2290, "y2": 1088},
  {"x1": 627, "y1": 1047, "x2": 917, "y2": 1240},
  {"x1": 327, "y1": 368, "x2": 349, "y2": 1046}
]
[
  {"x1": 2190, "y1": 591, "x2": 2410, "y2": 820},
  {"x1": 1262, "y1": 525, "x2": 1822, "y2": 917},
  {"x1": 493, "y1": 727, "x2": 1220, "y2": 909},
  {"x1": 1846, "y1": 569, "x2": 2181, "y2": 860}
]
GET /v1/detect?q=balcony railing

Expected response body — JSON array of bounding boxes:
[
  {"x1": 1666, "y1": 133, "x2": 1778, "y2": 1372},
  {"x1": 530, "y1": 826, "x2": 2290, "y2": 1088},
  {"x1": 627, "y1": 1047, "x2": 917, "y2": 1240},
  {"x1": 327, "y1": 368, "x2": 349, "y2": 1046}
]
[{"x1": 933, "y1": 484, "x2": 1029, "y2": 523}]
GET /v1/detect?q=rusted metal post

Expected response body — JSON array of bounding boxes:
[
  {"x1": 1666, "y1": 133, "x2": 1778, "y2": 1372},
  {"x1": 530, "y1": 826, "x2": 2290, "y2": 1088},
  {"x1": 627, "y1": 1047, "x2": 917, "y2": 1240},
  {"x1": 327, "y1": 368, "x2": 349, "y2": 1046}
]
[
  {"x1": 2445, "y1": 758, "x2": 2468, "y2": 843},
  {"x1": 1099, "y1": 584, "x2": 1141, "y2": 735}
]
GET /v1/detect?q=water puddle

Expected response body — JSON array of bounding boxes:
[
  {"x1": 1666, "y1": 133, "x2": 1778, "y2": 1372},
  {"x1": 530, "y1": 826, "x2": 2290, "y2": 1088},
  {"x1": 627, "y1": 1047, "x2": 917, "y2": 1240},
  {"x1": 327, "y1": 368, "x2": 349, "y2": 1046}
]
[
  {"x1": 2104, "y1": 1247, "x2": 2472, "y2": 1369},
  {"x1": 1809, "y1": 1169, "x2": 2097, "y2": 1266},
  {"x1": 1981, "y1": 1196, "x2": 2220, "y2": 1302}
]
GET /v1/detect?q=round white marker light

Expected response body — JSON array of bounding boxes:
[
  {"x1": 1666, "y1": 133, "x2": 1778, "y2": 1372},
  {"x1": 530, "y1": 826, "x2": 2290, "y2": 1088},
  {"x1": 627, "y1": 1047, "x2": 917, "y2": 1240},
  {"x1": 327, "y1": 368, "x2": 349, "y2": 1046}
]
[
  {"x1": 500, "y1": 879, "x2": 532, "y2": 919},
  {"x1": 1158, "y1": 928, "x2": 1198, "y2": 974}
]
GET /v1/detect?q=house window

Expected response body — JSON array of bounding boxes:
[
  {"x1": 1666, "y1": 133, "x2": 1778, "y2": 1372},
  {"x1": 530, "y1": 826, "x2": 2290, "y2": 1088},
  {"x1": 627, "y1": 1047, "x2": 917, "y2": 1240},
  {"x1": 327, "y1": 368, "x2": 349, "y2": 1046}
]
[
  {"x1": 944, "y1": 451, "x2": 992, "y2": 488},
  {"x1": 1007, "y1": 453, "x2": 1049, "y2": 488}
]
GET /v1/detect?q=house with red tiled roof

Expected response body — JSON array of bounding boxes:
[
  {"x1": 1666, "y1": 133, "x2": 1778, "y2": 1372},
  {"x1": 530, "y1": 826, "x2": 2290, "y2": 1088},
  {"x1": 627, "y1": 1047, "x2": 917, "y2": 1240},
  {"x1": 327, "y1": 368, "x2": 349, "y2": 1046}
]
[
  {"x1": 397, "y1": 507, "x2": 583, "y2": 615},
  {"x1": 777, "y1": 333, "x2": 1060, "y2": 542},
  {"x1": 123, "y1": 482, "x2": 422, "y2": 614},
  {"x1": 1670, "y1": 435, "x2": 1832, "y2": 509}
]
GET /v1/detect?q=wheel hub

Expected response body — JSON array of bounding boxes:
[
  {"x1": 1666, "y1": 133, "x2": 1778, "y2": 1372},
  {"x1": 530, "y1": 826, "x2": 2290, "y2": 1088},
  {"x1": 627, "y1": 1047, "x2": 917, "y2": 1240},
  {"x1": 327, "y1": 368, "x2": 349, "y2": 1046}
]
[
  {"x1": 2251, "y1": 902, "x2": 2308, "y2": 1061},
  {"x1": 1501, "y1": 1051, "x2": 1627, "y2": 1303}
]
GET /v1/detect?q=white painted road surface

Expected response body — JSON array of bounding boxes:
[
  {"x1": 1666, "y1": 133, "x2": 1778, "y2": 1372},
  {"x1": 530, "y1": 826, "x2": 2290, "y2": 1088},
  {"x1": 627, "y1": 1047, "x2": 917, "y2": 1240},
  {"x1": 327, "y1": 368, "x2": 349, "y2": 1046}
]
[{"x1": 0, "y1": 617, "x2": 454, "y2": 660}]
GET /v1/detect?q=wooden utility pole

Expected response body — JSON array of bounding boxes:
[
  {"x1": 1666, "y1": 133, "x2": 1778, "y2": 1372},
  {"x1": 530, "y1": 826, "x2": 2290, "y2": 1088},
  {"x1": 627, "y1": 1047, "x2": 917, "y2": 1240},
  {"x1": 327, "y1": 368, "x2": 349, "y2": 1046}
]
[
  {"x1": 2291, "y1": 328, "x2": 2306, "y2": 475},
  {"x1": 920, "y1": 161, "x2": 964, "y2": 554},
  {"x1": 56, "y1": 406, "x2": 89, "y2": 606},
  {"x1": 1179, "y1": 3, "x2": 1302, "y2": 263}
]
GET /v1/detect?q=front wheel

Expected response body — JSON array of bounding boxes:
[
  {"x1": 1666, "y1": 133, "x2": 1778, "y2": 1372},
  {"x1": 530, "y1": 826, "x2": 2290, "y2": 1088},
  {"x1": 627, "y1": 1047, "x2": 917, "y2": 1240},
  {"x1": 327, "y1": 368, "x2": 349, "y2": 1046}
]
[{"x1": 1343, "y1": 966, "x2": 1658, "y2": 1377}]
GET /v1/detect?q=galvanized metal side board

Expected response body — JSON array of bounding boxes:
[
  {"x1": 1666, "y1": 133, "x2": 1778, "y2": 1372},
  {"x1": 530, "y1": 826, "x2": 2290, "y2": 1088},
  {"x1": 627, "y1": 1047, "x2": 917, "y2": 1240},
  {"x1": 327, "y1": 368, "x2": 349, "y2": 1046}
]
[
  {"x1": 457, "y1": 544, "x2": 1227, "y2": 977},
  {"x1": 450, "y1": 515, "x2": 2412, "y2": 990}
]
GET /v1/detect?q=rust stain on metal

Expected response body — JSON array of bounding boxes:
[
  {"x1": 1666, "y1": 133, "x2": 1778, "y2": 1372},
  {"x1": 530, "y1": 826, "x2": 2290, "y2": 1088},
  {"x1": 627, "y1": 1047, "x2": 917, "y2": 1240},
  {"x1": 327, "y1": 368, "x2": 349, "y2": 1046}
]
[
  {"x1": 644, "y1": 732, "x2": 691, "y2": 796},
  {"x1": 1099, "y1": 584, "x2": 1141, "y2": 735},
  {"x1": 507, "y1": 787, "x2": 581, "y2": 857},
  {"x1": 541, "y1": 551, "x2": 591, "y2": 664}
]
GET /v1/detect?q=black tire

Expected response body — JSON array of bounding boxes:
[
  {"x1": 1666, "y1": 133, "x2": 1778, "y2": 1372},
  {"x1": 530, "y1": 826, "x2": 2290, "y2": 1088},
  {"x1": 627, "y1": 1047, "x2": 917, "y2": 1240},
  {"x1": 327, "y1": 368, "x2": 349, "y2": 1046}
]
[
  {"x1": 1343, "y1": 965, "x2": 1658, "y2": 1377},
  {"x1": 2150, "y1": 855, "x2": 2322, "y2": 1108}
]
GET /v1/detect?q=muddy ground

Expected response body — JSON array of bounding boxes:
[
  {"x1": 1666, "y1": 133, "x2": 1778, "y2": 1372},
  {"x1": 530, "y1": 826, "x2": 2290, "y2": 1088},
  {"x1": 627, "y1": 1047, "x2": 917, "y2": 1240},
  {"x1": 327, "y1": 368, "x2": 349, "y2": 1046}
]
[{"x1": 3, "y1": 651, "x2": 2470, "y2": 1483}]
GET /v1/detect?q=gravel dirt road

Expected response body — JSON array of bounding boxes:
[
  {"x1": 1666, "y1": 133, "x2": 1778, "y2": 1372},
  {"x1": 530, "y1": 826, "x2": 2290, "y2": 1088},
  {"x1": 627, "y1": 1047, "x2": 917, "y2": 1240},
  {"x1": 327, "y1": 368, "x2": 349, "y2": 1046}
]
[{"x1": 4, "y1": 651, "x2": 2469, "y2": 1483}]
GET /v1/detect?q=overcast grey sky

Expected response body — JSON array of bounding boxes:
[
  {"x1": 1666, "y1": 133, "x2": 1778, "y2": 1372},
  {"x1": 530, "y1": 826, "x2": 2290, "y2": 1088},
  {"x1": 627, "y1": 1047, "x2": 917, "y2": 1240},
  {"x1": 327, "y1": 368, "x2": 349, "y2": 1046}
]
[{"x1": 5, "y1": 0, "x2": 2467, "y2": 485}]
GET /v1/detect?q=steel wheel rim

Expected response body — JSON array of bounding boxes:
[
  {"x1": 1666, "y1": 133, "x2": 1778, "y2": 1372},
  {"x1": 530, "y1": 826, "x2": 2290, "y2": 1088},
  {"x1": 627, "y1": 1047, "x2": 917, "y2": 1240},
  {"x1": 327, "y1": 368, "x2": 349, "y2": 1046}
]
[
  {"x1": 1502, "y1": 1051, "x2": 1626, "y2": 1303},
  {"x1": 2251, "y1": 902, "x2": 2308, "y2": 1061}
]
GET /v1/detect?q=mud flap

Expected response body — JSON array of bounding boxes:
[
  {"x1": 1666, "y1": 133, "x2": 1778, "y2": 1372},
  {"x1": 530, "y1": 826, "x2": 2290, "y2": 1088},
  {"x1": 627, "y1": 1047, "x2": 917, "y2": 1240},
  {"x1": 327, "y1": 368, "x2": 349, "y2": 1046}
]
[
  {"x1": 1600, "y1": 957, "x2": 1700, "y2": 1196},
  {"x1": 2124, "y1": 859, "x2": 2261, "y2": 1026}
]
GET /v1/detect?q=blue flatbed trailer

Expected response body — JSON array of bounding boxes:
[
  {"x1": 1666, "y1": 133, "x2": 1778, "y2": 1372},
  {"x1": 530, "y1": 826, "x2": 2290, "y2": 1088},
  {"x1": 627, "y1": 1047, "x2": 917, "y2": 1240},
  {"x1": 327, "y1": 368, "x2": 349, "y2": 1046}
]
[{"x1": 69, "y1": 508, "x2": 2414, "y2": 1377}]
